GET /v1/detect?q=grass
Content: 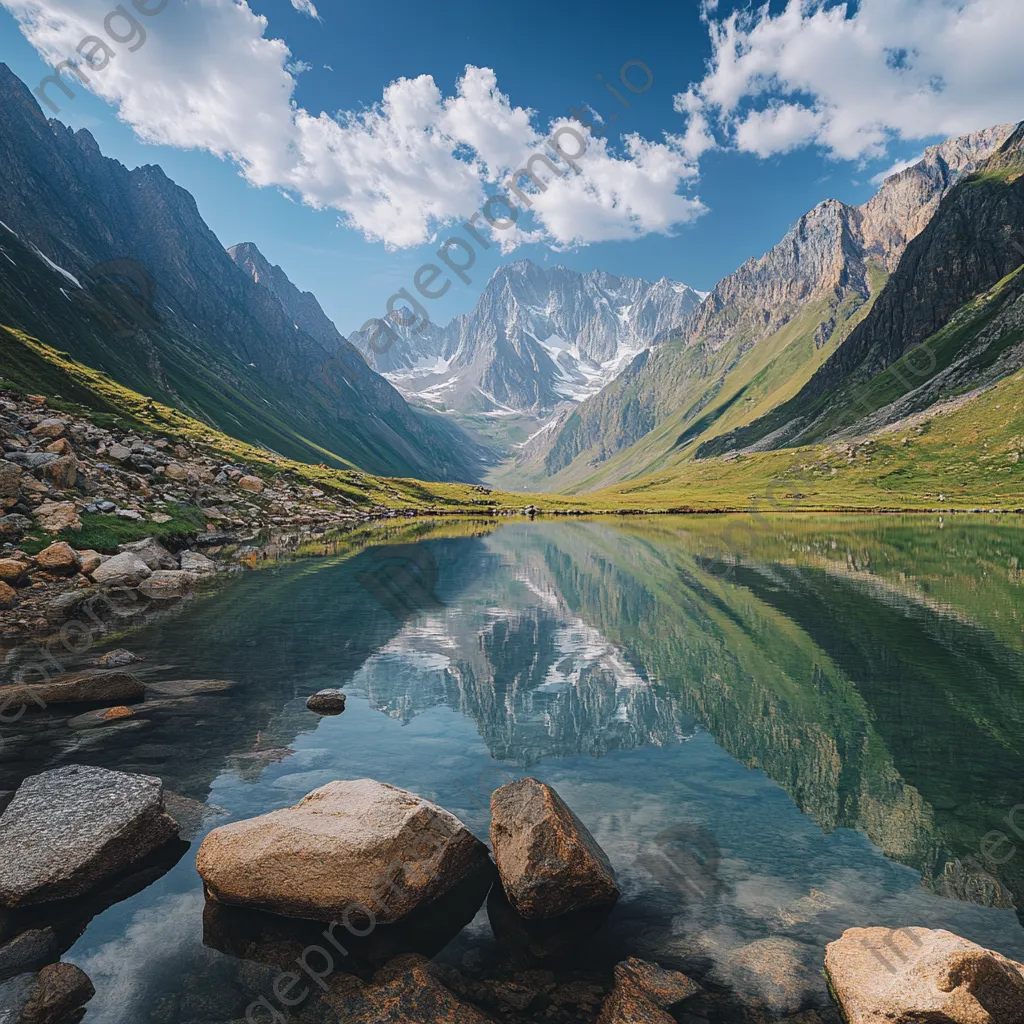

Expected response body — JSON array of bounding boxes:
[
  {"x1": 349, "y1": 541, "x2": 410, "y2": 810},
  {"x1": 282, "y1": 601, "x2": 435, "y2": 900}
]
[{"x1": 19, "y1": 506, "x2": 207, "y2": 556}]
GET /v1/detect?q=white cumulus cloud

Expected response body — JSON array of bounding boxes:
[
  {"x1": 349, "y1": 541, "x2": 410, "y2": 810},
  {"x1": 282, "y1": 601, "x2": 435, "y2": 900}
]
[
  {"x1": 677, "y1": 0, "x2": 1024, "y2": 163},
  {"x1": 1, "y1": 0, "x2": 706, "y2": 249}
]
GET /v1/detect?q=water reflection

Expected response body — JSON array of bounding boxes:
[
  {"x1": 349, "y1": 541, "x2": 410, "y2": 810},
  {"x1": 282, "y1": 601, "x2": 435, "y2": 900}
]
[{"x1": 0, "y1": 514, "x2": 1022, "y2": 1021}]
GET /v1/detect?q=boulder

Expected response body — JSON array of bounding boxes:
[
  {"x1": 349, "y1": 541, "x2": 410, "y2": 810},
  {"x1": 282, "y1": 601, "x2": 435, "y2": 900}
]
[
  {"x1": 0, "y1": 668, "x2": 145, "y2": 710},
  {"x1": 306, "y1": 689, "x2": 347, "y2": 714},
  {"x1": 32, "y1": 501, "x2": 81, "y2": 534},
  {"x1": 0, "y1": 765, "x2": 180, "y2": 907},
  {"x1": 825, "y1": 927, "x2": 1024, "y2": 1024},
  {"x1": 238, "y1": 475, "x2": 264, "y2": 494},
  {"x1": 77, "y1": 549, "x2": 102, "y2": 575},
  {"x1": 596, "y1": 960, "x2": 701, "y2": 1023},
  {"x1": 43, "y1": 438, "x2": 72, "y2": 456},
  {"x1": 33, "y1": 542, "x2": 80, "y2": 576},
  {"x1": 197, "y1": 778, "x2": 490, "y2": 923},
  {"x1": 138, "y1": 570, "x2": 201, "y2": 599},
  {"x1": 324, "y1": 954, "x2": 494, "y2": 1024},
  {"x1": 41, "y1": 454, "x2": 77, "y2": 490},
  {"x1": 90, "y1": 551, "x2": 152, "y2": 586},
  {"x1": 0, "y1": 928, "x2": 59, "y2": 977},
  {"x1": 0, "y1": 460, "x2": 21, "y2": 502},
  {"x1": 179, "y1": 550, "x2": 216, "y2": 575},
  {"x1": 162, "y1": 463, "x2": 188, "y2": 481},
  {"x1": 19, "y1": 962, "x2": 95, "y2": 1024},
  {"x1": 490, "y1": 778, "x2": 619, "y2": 919},
  {"x1": 119, "y1": 537, "x2": 175, "y2": 570},
  {"x1": 0, "y1": 558, "x2": 28, "y2": 583},
  {"x1": 0, "y1": 581, "x2": 16, "y2": 610},
  {"x1": 29, "y1": 419, "x2": 67, "y2": 440},
  {"x1": 106, "y1": 443, "x2": 132, "y2": 463},
  {"x1": 0, "y1": 515, "x2": 31, "y2": 539}
]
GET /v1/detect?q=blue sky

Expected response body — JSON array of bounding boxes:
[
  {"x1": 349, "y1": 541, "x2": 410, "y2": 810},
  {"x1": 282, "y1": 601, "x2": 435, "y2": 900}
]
[{"x1": 1, "y1": 0, "x2": 1021, "y2": 334}]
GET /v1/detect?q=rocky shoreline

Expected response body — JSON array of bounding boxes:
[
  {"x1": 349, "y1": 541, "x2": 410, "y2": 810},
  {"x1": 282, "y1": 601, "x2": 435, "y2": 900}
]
[{"x1": 0, "y1": 764, "x2": 1021, "y2": 1023}]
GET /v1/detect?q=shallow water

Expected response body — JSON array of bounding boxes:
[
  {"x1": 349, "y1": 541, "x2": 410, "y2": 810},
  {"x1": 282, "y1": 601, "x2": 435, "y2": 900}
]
[{"x1": 4, "y1": 514, "x2": 1024, "y2": 1021}]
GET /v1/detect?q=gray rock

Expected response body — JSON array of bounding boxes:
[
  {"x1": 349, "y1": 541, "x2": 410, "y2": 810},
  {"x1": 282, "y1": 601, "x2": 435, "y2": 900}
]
[
  {"x1": 118, "y1": 537, "x2": 174, "y2": 570},
  {"x1": 90, "y1": 551, "x2": 152, "y2": 586},
  {"x1": 178, "y1": 550, "x2": 216, "y2": 575},
  {"x1": 0, "y1": 516, "x2": 31, "y2": 539},
  {"x1": 0, "y1": 928, "x2": 58, "y2": 979},
  {"x1": 306, "y1": 689, "x2": 347, "y2": 714},
  {"x1": 138, "y1": 570, "x2": 202, "y2": 599},
  {"x1": 106, "y1": 444, "x2": 131, "y2": 463},
  {"x1": 0, "y1": 765, "x2": 180, "y2": 907},
  {"x1": 95, "y1": 649, "x2": 143, "y2": 668},
  {"x1": 0, "y1": 461, "x2": 21, "y2": 502}
]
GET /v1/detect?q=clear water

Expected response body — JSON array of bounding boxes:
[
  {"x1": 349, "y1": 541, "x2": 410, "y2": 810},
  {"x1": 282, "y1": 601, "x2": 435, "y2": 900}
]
[{"x1": 3, "y1": 514, "x2": 1024, "y2": 1021}]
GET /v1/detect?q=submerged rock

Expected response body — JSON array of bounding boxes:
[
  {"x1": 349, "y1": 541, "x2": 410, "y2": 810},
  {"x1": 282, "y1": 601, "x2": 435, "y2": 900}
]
[
  {"x1": 197, "y1": 778, "x2": 490, "y2": 924},
  {"x1": 306, "y1": 689, "x2": 346, "y2": 714},
  {"x1": 138, "y1": 570, "x2": 201, "y2": 599},
  {"x1": 324, "y1": 954, "x2": 494, "y2": 1024},
  {"x1": 490, "y1": 777, "x2": 619, "y2": 919},
  {"x1": 597, "y1": 959, "x2": 701, "y2": 1023},
  {"x1": 0, "y1": 765, "x2": 180, "y2": 908},
  {"x1": 825, "y1": 926, "x2": 1024, "y2": 1024},
  {"x1": 0, "y1": 669, "x2": 144, "y2": 709},
  {"x1": 95, "y1": 649, "x2": 143, "y2": 667}
]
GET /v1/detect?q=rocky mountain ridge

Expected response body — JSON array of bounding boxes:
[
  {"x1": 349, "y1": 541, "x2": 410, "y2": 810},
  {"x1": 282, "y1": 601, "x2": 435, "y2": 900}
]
[
  {"x1": 0, "y1": 63, "x2": 482, "y2": 482},
  {"x1": 351, "y1": 261, "x2": 704, "y2": 415},
  {"x1": 514, "y1": 122, "x2": 1018, "y2": 490}
]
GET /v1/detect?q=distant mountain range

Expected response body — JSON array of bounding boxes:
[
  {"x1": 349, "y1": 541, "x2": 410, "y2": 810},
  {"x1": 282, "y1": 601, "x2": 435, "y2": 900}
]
[
  {"x1": 350, "y1": 262, "x2": 704, "y2": 415},
  {"x1": 1, "y1": 59, "x2": 1021, "y2": 503}
]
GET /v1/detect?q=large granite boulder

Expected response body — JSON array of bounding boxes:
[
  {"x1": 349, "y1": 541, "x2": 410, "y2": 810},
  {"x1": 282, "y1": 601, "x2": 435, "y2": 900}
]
[
  {"x1": 490, "y1": 777, "x2": 619, "y2": 919},
  {"x1": 118, "y1": 537, "x2": 176, "y2": 570},
  {"x1": 196, "y1": 779, "x2": 490, "y2": 924},
  {"x1": 90, "y1": 551, "x2": 152, "y2": 586},
  {"x1": 0, "y1": 669, "x2": 144, "y2": 710},
  {"x1": 0, "y1": 765, "x2": 180, "y2": 907},
  {"x1": 324, "y1": 954, "x2": 494, "y2": 1024},
  {"x1": 825, "y1": 927, "x2": 1024, "y2": 1024}
]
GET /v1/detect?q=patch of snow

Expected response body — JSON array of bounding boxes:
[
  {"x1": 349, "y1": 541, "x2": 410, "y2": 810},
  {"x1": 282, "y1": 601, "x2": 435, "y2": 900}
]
[{"x1": 29, "y1": 244, "x2": 82, "y2": 288}]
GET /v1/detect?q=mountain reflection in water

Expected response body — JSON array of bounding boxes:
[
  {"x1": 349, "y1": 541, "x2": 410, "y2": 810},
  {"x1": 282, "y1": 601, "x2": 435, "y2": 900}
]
[{"x1": 2, "y1": 514, "x2": 1023, "y2": 1022}]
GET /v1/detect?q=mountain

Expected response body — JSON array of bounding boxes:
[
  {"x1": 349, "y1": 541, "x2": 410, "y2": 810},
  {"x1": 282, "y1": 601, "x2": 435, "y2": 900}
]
[
  {"x1": 508, "y1": 123, "x2": 1018, "y2": 492},
  {"x1": 0, "y1": 64, "x2": 483, "y2": 481},
  {"x1": 351, "y1": 261, "x2": 704, "y2": 415},
  {"x1": 698, "y1": 123, "x2": 1024, "y2": 457}
]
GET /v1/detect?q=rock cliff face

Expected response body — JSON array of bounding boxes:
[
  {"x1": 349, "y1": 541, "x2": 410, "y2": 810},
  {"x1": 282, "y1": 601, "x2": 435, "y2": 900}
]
[
  {"x1": 526, "y1": 123, "x2": 1016, "y2": 487},
  {"x1": 0, "y1": 64, "x2": 481, "y2": 481},
  {"x1": 350, "y1": 261, "x2": 703, "y2": 414}
]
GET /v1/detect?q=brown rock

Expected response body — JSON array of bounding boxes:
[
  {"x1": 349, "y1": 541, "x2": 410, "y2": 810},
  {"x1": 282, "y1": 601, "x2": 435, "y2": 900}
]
[
  {"x1": 825, "y1": 927, "x2": 1024, "y2": 1024},
  {"x1": 238, "y1": 475, "x2": 264, "y2": 494},
  {"x1": 30, "y1": 418, "x2": 67, "y2": 440},
  {"x1": 96, "y1": 648, "x2": 143, "y2": 667},
  {"x1": 138, "y1": 570, "x2": 201, "y2": 599},
  {"x1": 67, "y1": 706, "x2": 136, "y2": 730},
  {"x1": 197, "y1": 778, "x2": 490, "y2": 924},
  {"x1": 33, "y1": 500, "x2": 81, "y2": 533},
  {"x1": 162, "y1": 463, "x2": 188, "y2": 481},
  {"x1": 324, "y1": 954, "x2": 495, "y2": 1024},
  {"x1": 0, "y1": 558, "x2": 29, "y2": 582},
  {"x1": 77, "y1": 549, "x2": 102, "y2": 575},
  {"x1": 44, "y1": 438, "x2": 72, "y2": 455},
  {"x1": 34, "y1": 541, "x2": 80, "y2": 575},
  {"x1": 597, "y1": 958, "x2": 700, "y2": 1024},
  {"x1": 0, "y1": 580, "x2": 17, "y2": 610},
  {"x1": 490, "y1": 777, "x2": 619, "y2": 919},
  {"x1": 41, "y1": 454, "x2": 78, "y2": 490},
  {"x1": 0, "y1": 669, "x2": 144, "y2": 710},
  {"x1": 20, "y1": 962, "x2": 95, "y2": 1024}
]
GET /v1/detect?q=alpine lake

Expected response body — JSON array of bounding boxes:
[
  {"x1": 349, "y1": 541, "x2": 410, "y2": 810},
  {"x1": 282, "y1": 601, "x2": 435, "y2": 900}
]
[{"x1": 3, "y1": 513, "x2": 1024, "y2": 1023}]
